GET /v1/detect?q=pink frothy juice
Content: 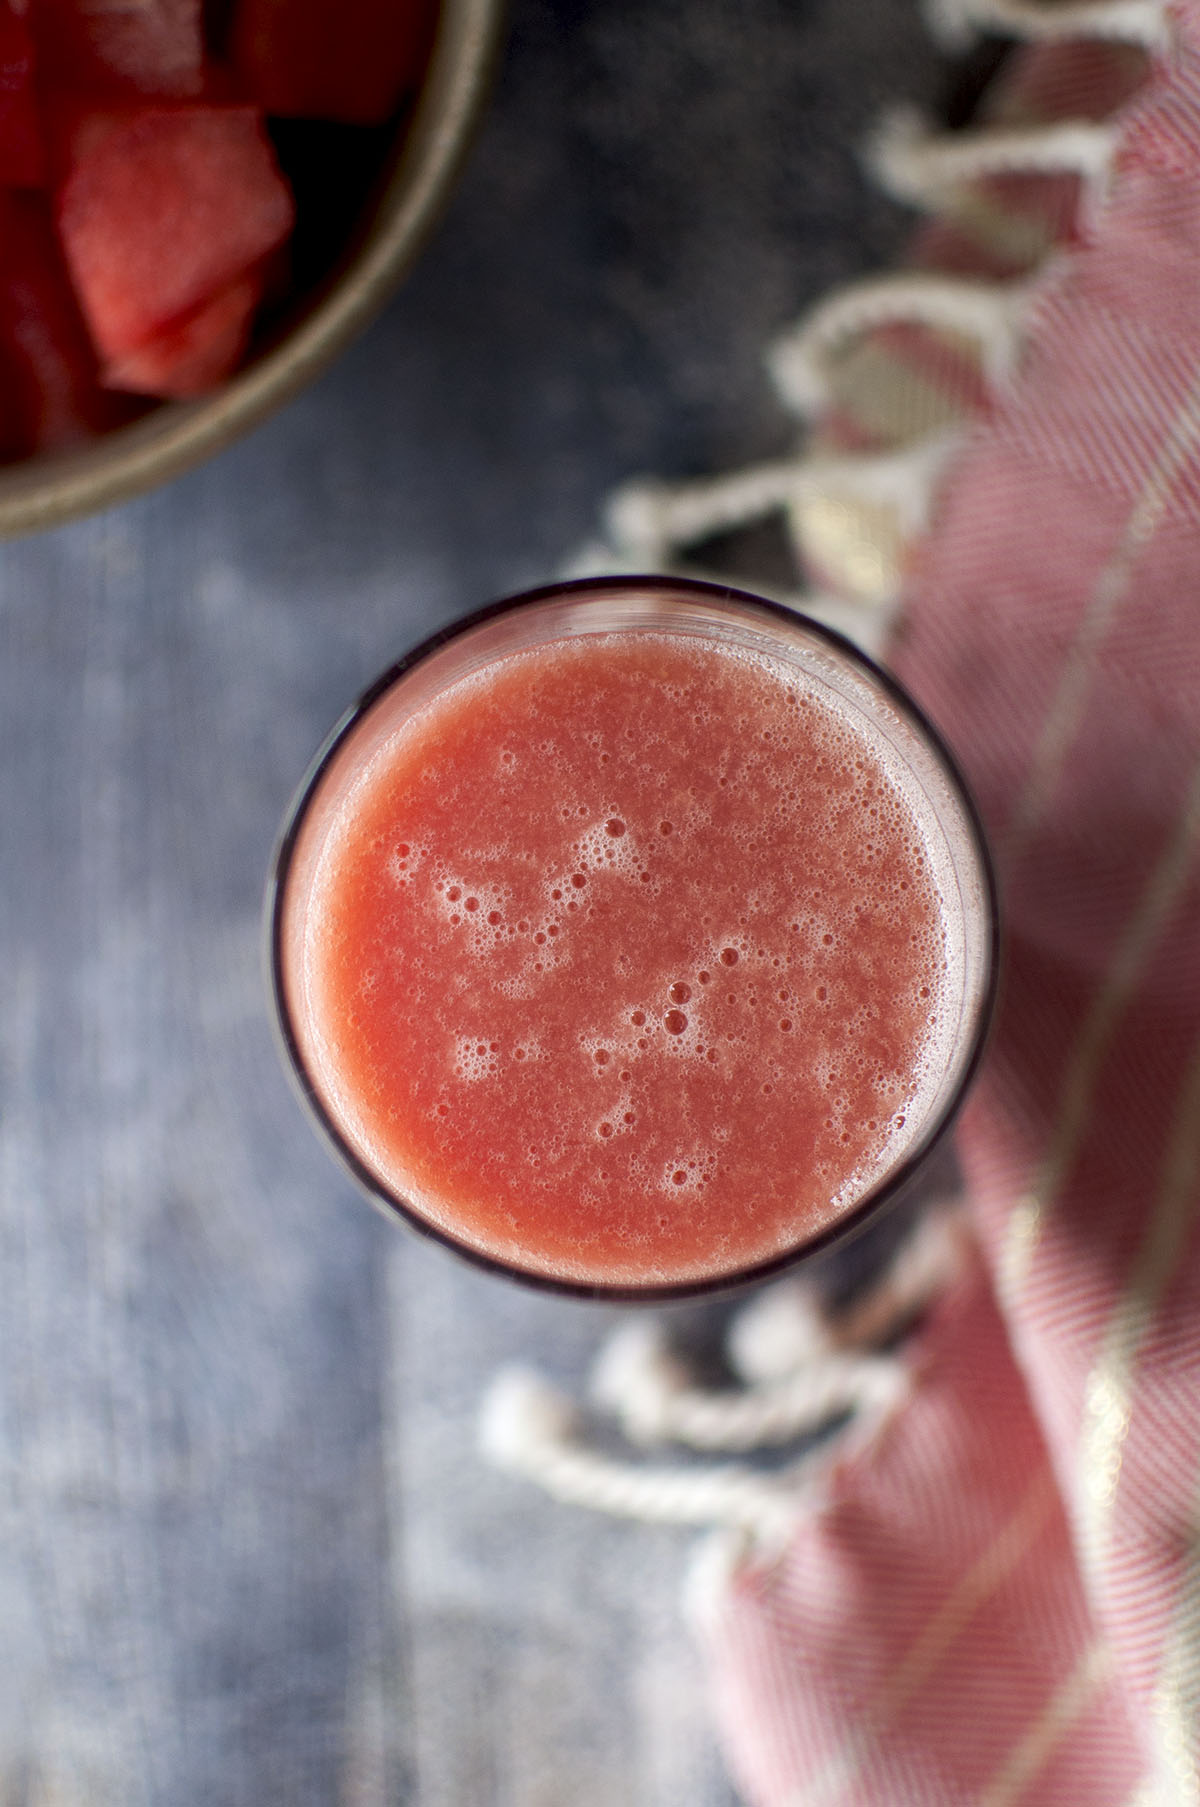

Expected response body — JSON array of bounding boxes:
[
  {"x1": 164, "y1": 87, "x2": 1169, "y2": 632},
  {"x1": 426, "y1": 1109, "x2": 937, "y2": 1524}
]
[{"x1": 269, "y1": 579, "x2": 995, "y2": 1297}]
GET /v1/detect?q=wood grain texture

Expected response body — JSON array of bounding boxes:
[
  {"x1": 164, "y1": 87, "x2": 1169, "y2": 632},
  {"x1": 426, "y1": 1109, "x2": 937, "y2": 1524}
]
[{"x1": 0, "y1": 2, "x2": 938, "y2": 1800}]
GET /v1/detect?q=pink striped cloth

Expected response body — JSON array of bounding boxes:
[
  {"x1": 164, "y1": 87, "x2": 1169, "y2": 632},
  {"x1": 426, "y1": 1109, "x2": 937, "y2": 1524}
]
[{"x1": 698, "y1": 11, "x2": 1200, "y2": 1803}]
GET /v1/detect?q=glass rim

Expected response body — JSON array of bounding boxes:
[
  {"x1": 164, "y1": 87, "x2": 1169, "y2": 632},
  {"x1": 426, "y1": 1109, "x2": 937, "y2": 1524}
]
[{"x1": 265, "y1": 574, "x2": 1000, "y2": 1302}]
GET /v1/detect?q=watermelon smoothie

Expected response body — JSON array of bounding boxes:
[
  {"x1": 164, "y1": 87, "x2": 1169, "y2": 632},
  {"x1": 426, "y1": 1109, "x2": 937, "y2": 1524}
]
[{"x1": 269, "y1": 579, "x2": 995, "y2": 1296}]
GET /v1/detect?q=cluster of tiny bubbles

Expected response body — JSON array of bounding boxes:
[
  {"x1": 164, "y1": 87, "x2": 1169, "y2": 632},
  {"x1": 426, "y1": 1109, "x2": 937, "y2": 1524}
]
[
  {"x1": 428, "y1": 870, "x2": 512, "y2": 938},
  {"x1": 660, "y1": 1150, "x2": 718, "y2": 1194},
  {"x1": 521, "y1": 1123, "x2": 569, "y2": 1175},
  {"x1": 572, "y1": 813, "x2": 647, "y2": 886},
  {"x1": 452, "y1": 1034, "x2": 502, "y2": 1083},
  {"x1": 418, "y1": 801, "x2": 708, "y2": 994},
  {"x1": 423, "y1": 861, "x2": 579, "y2": 989},
  {"x1": 386, "y1": 840, "x2": 428, "y2": 885},
  {"x1": 577, "y1": 725, "x2": 615, "y2": 770}
]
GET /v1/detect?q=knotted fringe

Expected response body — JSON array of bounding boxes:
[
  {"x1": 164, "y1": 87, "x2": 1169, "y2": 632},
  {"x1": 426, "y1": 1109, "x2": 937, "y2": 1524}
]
[
  {"x1": 567, "y1": 0, "x2": 1164, "y2": 652},
  {"x1": 924, "y1": 0, "x2": 1168, "y2": 53},
  {"x1": 481, "y1": 1203, "x2": 969, "y2": 1556}
]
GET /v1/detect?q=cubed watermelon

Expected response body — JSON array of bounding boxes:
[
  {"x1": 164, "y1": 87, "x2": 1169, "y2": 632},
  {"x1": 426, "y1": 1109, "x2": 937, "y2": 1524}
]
[
  {"x1": 102, "y1": 266, "x2": 264, "y2": 397},
  {"x1": 39, "y1": 91, "x2": 126, "y2": 187},
  {"x1": 231, "y1": 0, "x2": 437, "y2": 125},
  {"x1": 29, "y1": 0, "x2": 205, "y2": 98},
  {"x1": 0, "y1": 2, "x2": 43, "y2": 185},
  {"x1": 57, "y1": 104, "x2": 293, "y2": 362},
  {"x1": 0, "y1": 190, "x2": 133, "y2": 451}
]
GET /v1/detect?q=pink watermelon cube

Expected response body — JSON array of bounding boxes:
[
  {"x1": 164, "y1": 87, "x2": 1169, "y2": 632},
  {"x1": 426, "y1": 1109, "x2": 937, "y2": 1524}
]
[
  {"x1": 29, "y1": 0, "x2": 205, "y2": 98},
  {"x1": 101, "y1": 266, "x2": 265, "y2": 397},
  {"x1": 231, "y1": 0, "x2": 438, "y2": 125},
  {"x1": 37, "y1": 90, "x2": 129, "y2": 189},
  {"x1": 0, "y1": 190, "x2": 134, "y2": 452},
  {"x1": 57, "y1": 104, "x2": 294, "y2": 364}
]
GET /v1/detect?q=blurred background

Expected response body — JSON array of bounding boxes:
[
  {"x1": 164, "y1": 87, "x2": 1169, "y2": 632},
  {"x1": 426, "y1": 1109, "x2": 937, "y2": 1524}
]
[{"x1": 0, "y1": 2, "x2": 948, "y2": 1800}]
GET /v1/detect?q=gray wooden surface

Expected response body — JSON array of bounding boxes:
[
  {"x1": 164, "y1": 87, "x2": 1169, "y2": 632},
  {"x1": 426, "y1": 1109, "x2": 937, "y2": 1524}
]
[{"x1": 0, "y1": 4, "x2": 942, "y2": 1801}]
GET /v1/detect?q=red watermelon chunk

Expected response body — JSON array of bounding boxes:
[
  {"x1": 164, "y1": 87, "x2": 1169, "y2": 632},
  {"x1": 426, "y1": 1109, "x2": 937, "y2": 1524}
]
[
  {"x1": 102, "y1": 266, "x2": 264, "y2": 397},
  {"x1": 57, "y1": 104, "x2": 294, "y2": 364},
  {"x1": 38, "y1": 90, "x2": 129, "y2": 188},
  {"x1": 0, "y1": 2, "x2": 43, "y2": 185},
  {"x1": 231, "y1": 0, "x2": 438, "y2": 125},
  {"x1": 29, "y1": 0, "x2": 204, "y2": 98},
  {"x1": 0, "y1": 190, "x2": 133, "y2": 450}
]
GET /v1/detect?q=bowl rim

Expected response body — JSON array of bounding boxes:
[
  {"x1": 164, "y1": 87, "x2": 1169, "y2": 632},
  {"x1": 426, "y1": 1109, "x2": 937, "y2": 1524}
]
[{"x1": 0, "y1": 0, "x2": 506, "y2": 540}]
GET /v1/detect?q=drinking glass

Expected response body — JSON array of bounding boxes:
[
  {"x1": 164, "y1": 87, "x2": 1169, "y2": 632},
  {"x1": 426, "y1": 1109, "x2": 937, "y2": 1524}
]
[{"x1": 267, "y1": 576, "x2": 997, "y2": 1299}]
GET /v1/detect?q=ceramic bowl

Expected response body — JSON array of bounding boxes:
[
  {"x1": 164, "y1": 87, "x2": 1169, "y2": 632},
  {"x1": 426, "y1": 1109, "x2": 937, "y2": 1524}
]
[{"x1": 0, "y1": 0, "x2": 504, "y2": 539}]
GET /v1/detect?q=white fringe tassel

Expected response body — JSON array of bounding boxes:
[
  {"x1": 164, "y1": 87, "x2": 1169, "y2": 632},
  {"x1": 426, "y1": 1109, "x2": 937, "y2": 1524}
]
[
  {"x1": 870, "y1": 105, "x2": 1119, "y2": 222},
  {"x1": 591, "y1": 1320, "x2": 910, "y2": 1454},
  {"x1": 767, "y1": 271, "x2": 1036, "y2": 415},
  {"x1": 480, "y1": 1365, "x2": 803, "y2": 1550},
  {"x1": 923, "y1": 0, "x2": 1170, "y2": 54},
  {"x1": 729, "y1": 1200, "x2": 973, "y2": 1383},
  {"x1": 479, "y1": 1209, "x2": 971, "y2": 1551},
  {"x1": 603, "y1": 431, "x2": 962, "y2": 566}
]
